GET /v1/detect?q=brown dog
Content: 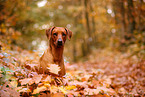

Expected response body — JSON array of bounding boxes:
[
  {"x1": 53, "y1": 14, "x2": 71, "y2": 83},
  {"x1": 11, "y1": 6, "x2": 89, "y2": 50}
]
[{"x1": 38, "y1": 27, "x2": 72, "y2": 76}]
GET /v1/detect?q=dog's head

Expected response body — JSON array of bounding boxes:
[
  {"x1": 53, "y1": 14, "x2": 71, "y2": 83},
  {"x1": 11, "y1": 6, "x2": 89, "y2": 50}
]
[{"x1": 46, "y1": 27, "x2": 72, "y2": 47}]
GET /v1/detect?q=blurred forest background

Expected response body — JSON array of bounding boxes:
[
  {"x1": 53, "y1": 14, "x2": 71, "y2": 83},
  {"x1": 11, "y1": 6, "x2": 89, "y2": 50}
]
[
  {"x1": 0, "y1": 0, "x2": 145, "y2": 62},
  {"x1": 0, "y1": 0, "x2": 145, "y2": 96}
]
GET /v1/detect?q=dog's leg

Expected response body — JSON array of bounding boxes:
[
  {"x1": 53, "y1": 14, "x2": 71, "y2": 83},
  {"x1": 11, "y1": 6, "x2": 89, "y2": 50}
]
[{"x1": 58, "y1": 60, "x2": 66, "y2": 76}]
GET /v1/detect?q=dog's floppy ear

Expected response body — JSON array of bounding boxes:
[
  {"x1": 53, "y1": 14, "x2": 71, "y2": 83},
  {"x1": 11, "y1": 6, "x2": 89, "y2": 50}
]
[
  {"x1": 65, "y1": 28, "x2": 73, "y2": 40},
  {"x1": 46, "y1": 26, "x2": 55, "y2": 40}
]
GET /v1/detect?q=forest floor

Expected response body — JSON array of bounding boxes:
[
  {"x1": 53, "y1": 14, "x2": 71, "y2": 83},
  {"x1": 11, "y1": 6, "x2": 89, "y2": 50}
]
[{"x1": 0, "y1": 43, "x2": 145, "y2": 97}]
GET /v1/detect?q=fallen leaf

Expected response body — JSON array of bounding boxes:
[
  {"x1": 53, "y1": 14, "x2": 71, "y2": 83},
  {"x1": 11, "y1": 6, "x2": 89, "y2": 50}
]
[
  {"x1": 18, "y1": 88, "x2": 31, "y2": 92},
  {"x1": 51, "y1": 93, "x2": 64, "y2": 97},
  {"x1": 33, "y1": 74, "x2": 43, "y2": 84},
  {"x1": 67, "y1": 94, "x2": 74, "y2": 97},
  {"x1": 38, "y1": 83, "x2": 44, "y2": 87},
  {"x1": 84, "y1": 88, "x2": 99, "y2": 95},
  {"x1": 65, "y1": 85, "x2": 76, "y2": 90},
  {"x1": 58, "y1": 87, "x2": 68, "y2": 94},
  {"x1": 32, "y1": 86, "x2": 47, "y2": 94},
  {"x1": 92, "y1": 80, "x2": 99, "y2": 87},
  {"x1": 41, "y1": 75, "x2": 51, "y2": 82},
  {"x1": 50, "y1": 86, "x2": 58, "y2": 94},
  {"x1": 10, "y1": 80, "x2": 17, "y2": 88},
  {"x1": 25, "y1": 63, "x2": 38, "y2": 71},
  {"x1": 44, "y1": 83, "x2": 51, "y2": 88},
  {"x1": 47, "y1": 64, "x2": 60, "y2": 74},
  {"x1": 19, "y1": 78, "x2": 33, "y2": 85}
]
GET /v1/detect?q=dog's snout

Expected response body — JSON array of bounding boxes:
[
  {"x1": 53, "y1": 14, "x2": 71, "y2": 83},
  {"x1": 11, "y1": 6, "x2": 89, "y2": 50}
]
[
  {"x1": 58, "y1": 39, "x2": 62, "y2": 43},
  {"x1": 57, "y1": 38, "x2": 63, "y2": 45}
]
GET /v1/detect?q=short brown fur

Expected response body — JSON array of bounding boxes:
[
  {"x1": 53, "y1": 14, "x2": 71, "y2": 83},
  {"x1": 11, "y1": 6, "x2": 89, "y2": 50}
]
[{"x1": 38, "y1": 27, "x2": 72, "y2": 76}]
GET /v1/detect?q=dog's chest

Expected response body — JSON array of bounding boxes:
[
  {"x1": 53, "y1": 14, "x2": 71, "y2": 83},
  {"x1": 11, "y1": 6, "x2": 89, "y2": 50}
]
[{"x1": 43, "y1": 50, "x2": 63, "y2": 66}]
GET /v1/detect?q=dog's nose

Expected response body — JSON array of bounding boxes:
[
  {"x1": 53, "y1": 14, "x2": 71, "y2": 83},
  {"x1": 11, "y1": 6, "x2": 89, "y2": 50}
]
[{"x1": 58, "y1": 39, "x2": 62, "y2": 45}]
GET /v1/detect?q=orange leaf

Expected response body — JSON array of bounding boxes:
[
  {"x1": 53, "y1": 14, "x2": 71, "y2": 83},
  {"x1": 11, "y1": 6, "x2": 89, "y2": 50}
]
[
  {"x1": 51, "y1": 93, "x2": 64, "y2": 97},
  {"x1": 41, "y1": 75, "x2": 51, "y2": 82}
]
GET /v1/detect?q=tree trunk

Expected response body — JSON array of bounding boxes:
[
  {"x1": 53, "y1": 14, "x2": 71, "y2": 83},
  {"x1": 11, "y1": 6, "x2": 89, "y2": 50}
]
[
  {"x1": 112, "y1": 0, "x2": 119, "y2": 25},
  {"x1": 0, "y1": 0, "x2": 5, "y2": 25},
  {"x1": 138, "y1": 0, "x2": 144, "y2": 32},
  {"x1": 84, "y1": 0, "x2": 91, "y2": 38},
  {"x1": 84, "y1": 0, "x2": 91, "y2": 53},
  {"x1": 89, "y1": 0, "x2": 95, "y2": 33},
  {"x1": 73, "y1": 42, "x2": 77, "y2": 62},
  {"x1": 81, "y1": 39, "x2": 87, "y2": 57},
  {"x1": 112, "y1": 0, "x2": 126, "y2": 37},
  {"x1": 127, "y1": 0, "x2": 136, "y2": 35},
  {"x1": 120, "y1": 0, "x2": 126, "y2": 38},
  {"x1": 89, "y1": 0, "x2": 96, "y2": 45}
]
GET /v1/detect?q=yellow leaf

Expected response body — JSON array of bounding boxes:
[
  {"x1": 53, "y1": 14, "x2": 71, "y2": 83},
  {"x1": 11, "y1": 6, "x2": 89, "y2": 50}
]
[
  {"x1": 44, "y1": 83, "x2": 50, "y2": 88},
  {"x1": 2, "y1": 28, "x2": 6, "y2": 33},
  {"x1": 65, "y1": 85, "x2": 76, "y2": 90},
  {"x1": 32, "y1": 86, "x2": 47, "y2": 94},
  {"x1": 38, "y1": 83, "x2": 44, "y2": 87},
  {"x1": 10, "y1": 80, "x2": 17, "y2": 88},
  {"x1": 58, "y1": 87, "x2": 67, "y2": 94},
  {"x1": 1, "y1": 47, "x2": 6, "y2": 51},
  {"x1": 50, "y1": 86, "x2": 58, "y2": 93}
]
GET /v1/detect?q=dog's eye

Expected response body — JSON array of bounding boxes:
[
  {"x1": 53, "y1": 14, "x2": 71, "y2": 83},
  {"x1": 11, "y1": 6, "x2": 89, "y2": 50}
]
[
  {"x1": 53, "y1": 33, "x2": 57, "y2": 36},
  {"x1": 62, "y1": 33, "x2": 66, "y2": 36}
]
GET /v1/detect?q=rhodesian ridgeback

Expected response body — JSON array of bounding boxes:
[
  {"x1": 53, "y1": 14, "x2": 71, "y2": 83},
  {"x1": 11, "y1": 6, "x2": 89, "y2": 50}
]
[{"x1": 38, "y1": 26, "x2": 72, "y2": 76}]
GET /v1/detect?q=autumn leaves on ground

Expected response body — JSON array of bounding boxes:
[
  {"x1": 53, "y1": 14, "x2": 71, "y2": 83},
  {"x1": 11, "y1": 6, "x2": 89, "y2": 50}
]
[{"x1": 0, "y1": 42, "x2": 145, "y2": 97}]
